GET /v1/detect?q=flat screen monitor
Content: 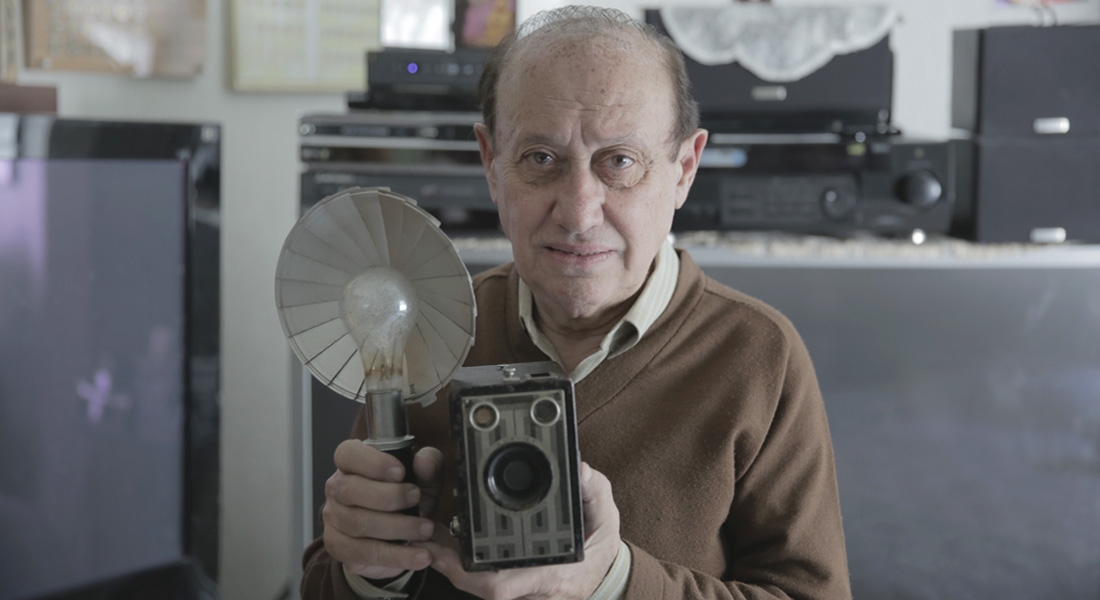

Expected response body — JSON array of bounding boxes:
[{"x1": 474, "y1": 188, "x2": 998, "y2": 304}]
[{"x1": 0, "y1": 114, "x2": 220, "y2": 600}]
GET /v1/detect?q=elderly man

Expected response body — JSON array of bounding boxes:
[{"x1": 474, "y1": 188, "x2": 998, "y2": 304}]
[{"x1": 302, "y1": 6, "x2": 850, "y2": 600}]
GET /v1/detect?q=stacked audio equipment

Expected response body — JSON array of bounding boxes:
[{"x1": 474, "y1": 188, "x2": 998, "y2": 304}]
[
  {"x1": 303, "y1": 48, "x2": 498, "y2": 232},
  {"x1": 302, "y1": 8, "x2": 960, "y2": 239},
  {"x1": 951, "y1": 24, "x2": 1100, "y2": 243},
  {"x1": 646, "y1": 6, "x2": 955, "y2": 237},
  {"x1": 299, "y1": 111, "x2": 497, "y2": 231}
]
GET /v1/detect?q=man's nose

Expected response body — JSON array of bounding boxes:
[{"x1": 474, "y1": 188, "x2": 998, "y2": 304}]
[{"x1": 552, "y1": 164, "x2": 605, "y2": 234}]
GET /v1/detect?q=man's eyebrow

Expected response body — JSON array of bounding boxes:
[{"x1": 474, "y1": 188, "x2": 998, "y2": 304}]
[{"x1": 515, "y1": 134, "x2": 558, "y2": 148}]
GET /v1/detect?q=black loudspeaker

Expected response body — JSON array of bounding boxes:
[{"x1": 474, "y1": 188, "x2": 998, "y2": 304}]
[
  {"x1": 953, "y1": 25, "x2": 1100, "y2": 137},
  {"x1": 952, "y1": 137, "x2": 1100, "y2": 243},
  {"x1": 951, "y1": 25, "x2": 1100, "y2": 243}
]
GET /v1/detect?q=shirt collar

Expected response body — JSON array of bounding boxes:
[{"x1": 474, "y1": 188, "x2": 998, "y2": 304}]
[{"x1": 517, "y1": 239, "x2": 680, "y2": 381}]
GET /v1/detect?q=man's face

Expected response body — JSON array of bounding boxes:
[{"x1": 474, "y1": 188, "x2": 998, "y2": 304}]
[{"x1": 475, "y1": 35, "x2": 706, "y2": 322}]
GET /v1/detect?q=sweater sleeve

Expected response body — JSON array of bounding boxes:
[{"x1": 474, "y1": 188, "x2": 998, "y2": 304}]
[
  {"x1": 301, "y1": 539, "x2": 429, "y2": 600},
  {"x1": 620, "y1": 327, "x2": 851, "y2": 600},
  {"x1": 301, "y1": 538, "x2": 367, "y2": 600}
]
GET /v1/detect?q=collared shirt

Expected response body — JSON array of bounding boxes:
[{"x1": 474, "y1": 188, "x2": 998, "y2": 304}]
[{"x1": 518, "y1": 239, "x2": 681, "y2": 383}]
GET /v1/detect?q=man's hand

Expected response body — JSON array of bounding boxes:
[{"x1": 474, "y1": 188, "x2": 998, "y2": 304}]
[
  {"x1": 322, "y1": 442, "x2": 444, "y2": 580},
  {"x1": 415, "y1": 462, "x2": 622, "y2": 600}
]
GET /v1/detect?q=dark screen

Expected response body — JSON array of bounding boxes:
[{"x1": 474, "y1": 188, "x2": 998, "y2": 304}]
[{"x1": 0, "y1": 159, "x2": 186, "y2": 600}]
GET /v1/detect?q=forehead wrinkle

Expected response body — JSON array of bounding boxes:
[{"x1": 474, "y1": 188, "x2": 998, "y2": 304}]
[
  {"x1": 514, "y1": 130, "x2": 647, "y2": 151},
  {"x1": 507, "y1": 106, "x2": 653, "y2": 153},
  {"x1": 512, "y1": 88, "x2": 651, "y2": 133},
  {"x1": 496, "y1": 34, "x2": 672, "y2": 155}
]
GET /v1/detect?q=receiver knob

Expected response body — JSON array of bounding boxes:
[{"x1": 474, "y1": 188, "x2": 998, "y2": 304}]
[
  {"x1": 821, "y1": 188, "x2": 856, "y2": 220},
  {"x1": 897, "y1": 170, "x2": 942, "y2": 209}
]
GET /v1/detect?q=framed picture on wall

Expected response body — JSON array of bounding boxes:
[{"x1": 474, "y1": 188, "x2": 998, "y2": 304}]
[
  {"x1": 20, "y1": 0, "x2": 205, "y2": 78},
  {"x1": 229, "y1": 0, "x2": 381, "y2": 92},
  {"x1": 454, "y1": 0, "x2": 515, "y2": 49}
]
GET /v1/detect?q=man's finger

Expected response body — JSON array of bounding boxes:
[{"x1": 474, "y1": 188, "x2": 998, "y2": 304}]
[
  {"x1": 579, "y1": 462, "x2": 618, "y2": 537},
  {"x1": 333, "y1": 439, "x2": 406, "y2": 482},
  {"x1": 581, "y1": 462, "x2": 612, "y2": 504},
  {"x1": 413, "y1": 541, "x2": 462, "y2": 582},
  {"x1": 323, "y1": 502, "x2": 435, "y2": 542},
  {"x1": 413, "y1": 446, "x2": 444, "y2": 515},
  {"x1": 324, "y1": 471, "x2": 421, "y2": 513},
  {"x1": 325, "y1": 527, "x2": 432, "y2": 573},
  {"x1": 416, "y1": 540, "x2": 503, "y2": 597}
]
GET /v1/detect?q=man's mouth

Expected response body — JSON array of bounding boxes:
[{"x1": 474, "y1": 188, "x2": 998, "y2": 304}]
[
  {"x1": 555, "y1": 249, "x2": 604, "y2": 256},
  {"x1": 546, "y1": 245, "x2": 613, "y2": 258}
]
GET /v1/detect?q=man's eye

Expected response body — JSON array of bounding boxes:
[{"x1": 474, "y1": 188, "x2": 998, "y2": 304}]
[
  {"x1": 526, "y1": 152, "x2": 553, "y2": 165},
  {"x1": 608, "y1": 155, "x2": 634, "y2": 169}
]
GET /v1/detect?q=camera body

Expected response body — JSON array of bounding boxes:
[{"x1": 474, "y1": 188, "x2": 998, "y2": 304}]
[{"x1": 447, "y1": 362, "x2": 584, "y2": 571}]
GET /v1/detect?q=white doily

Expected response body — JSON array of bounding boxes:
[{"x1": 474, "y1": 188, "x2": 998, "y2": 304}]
[{"x1": 659, "y1": 5, "x2": 900, "y2": 82}]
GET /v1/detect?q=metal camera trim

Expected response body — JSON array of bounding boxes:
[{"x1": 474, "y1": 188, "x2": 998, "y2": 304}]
[
  {"x1": 529, "y1": 396, "x2": 562, "y2": 427},
  {"x1": 469, "y1": 401, "x2": 500, "y2": 431}
]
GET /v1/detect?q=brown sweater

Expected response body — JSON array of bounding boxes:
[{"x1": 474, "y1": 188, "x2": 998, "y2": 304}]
[{"x1": 302, "y1": 250, "x2": 851, "y2": 599}]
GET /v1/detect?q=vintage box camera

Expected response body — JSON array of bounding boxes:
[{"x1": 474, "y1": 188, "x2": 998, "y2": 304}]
[{"x1": 447, "y1": 362, "x2": 585, "y2": 571}]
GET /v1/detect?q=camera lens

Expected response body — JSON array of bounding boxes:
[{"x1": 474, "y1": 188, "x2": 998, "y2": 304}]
[{"x1": 485, "y1": 443, "x2": 552, "y2": 510}]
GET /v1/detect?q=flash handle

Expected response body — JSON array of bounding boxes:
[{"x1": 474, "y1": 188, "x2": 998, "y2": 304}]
[{"x1": 363, "y1": 390, "x2": 418, "y2": 519}]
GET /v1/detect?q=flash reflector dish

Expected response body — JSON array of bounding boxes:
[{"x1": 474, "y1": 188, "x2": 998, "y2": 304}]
[{"x1": 275, "y1": 187, "x2": 476, "y2": 406}]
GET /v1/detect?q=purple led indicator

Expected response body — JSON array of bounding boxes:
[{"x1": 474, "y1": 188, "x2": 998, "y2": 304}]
[{"x1": 407, "y1": 62, "x2": 419, "y2": 74}]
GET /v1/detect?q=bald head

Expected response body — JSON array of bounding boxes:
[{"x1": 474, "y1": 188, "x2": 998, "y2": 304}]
[{"x1": 477, "y1": 6, "x2": 699, "y2": 157}]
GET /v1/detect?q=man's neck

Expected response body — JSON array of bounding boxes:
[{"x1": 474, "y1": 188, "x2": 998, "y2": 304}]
[{"x1": 531, "y1": 296, "x2": 632, "y2": 373}]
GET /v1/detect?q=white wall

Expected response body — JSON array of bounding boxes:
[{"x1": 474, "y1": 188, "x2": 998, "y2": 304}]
[{"x1": 8, "y1": 0, "x2": 1098, "y2": 599}]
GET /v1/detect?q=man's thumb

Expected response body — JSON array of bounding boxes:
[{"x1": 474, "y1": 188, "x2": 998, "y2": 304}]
[{"x1": 413, "y1": 446, "x2": 444, "y2": 515}]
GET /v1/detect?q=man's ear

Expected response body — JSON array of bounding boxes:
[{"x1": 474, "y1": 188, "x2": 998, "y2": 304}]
[
  {"x1": 473, "y1": 123, "x2": 499, "y2": 205},
  {"x1": 674, "y1": 128, "x2": 708, "y2": 209}
]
